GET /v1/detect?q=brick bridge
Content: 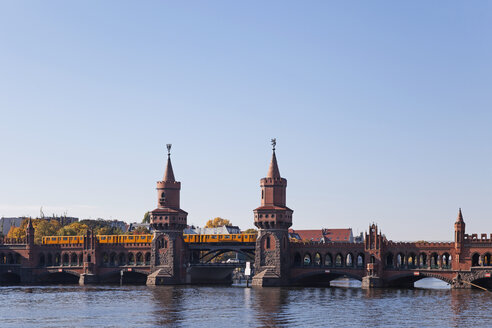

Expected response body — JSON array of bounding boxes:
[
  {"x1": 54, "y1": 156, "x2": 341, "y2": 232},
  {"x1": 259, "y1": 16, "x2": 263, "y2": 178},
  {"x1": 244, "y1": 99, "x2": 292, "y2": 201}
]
[{"x1": 1, "y1": 144, "x2": 492, "y2": 289}]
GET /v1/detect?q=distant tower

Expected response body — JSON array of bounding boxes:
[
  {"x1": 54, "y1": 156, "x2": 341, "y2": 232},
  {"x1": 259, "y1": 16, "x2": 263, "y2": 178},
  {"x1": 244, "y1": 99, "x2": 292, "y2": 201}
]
[
  {"x1": 252, "y1": 139, "x2": 293, "y2": 286},
  {"x1": 454, "y1": 208, "x2": 466, "y2": 263},
  {"x1": 147, "y1": 144, "x2": 189, "y2": 285}
]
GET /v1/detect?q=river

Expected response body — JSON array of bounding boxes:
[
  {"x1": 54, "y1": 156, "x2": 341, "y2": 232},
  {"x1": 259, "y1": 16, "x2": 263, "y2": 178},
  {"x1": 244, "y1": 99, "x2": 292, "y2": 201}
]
[{"x1": 0, "y1": 278, "x2": 490, "y2": 327}]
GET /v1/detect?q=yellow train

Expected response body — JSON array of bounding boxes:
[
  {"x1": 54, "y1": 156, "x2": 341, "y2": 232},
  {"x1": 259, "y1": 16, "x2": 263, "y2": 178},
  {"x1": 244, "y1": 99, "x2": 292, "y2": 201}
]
[
  {"x1": 183, "y1": 233, "x2": 257, "y2": 243},
  {"x1": 42, "y1": 233, "x2": 257, "y2": 245}
]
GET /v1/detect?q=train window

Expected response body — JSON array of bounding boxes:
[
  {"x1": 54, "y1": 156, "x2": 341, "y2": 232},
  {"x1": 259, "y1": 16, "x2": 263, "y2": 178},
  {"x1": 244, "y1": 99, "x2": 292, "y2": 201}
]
[
  {"x1": 63, "y1": 237, "x2": 68, "y2": 241},
  {"x1": 52, "y1": 237, "x2": 56, "y2": 241},
  {"x1": 129, "y1": 236, "x2": 134, "y2": 240},
  {"x1": 101, "y1": 237, "x2": 106, "y2": 240}
]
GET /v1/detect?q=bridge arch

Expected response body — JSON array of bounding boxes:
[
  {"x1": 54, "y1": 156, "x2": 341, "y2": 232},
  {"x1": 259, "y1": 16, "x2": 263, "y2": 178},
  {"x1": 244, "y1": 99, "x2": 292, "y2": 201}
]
[
  {"x1": 407, "y1": 253, "x2": 417, "y2": 268},
  {"x1": 38, "y1": 270, "x2": 80, "y2": 284},
  {"x1": 99, "y1": 269, "x2": 148, "y2": 285},
  {"x1": 386, "y1": 272, "x2": 452, "y2": 287},
  {"x1": 118, "y1": 252, "x2": 126, "y2": 266},
  {"x1": 313, "y1": 253, "x2": 322, "y2": 267},
  {"x1": 39, "y1": 253, "x2": 46, "y2": 267},
  {"x1": 70, "y1": 253, "x2": 78, "y2": 266},
  {"x1": 291, "y1": 269, "x2": 364, "y2": 286}
]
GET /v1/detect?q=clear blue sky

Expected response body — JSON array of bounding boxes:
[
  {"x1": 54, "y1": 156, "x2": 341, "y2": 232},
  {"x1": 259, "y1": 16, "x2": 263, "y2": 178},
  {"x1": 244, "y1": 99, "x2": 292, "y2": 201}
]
[{"x1": 1, "y1": 2, "x2": 491, "y2": 241}]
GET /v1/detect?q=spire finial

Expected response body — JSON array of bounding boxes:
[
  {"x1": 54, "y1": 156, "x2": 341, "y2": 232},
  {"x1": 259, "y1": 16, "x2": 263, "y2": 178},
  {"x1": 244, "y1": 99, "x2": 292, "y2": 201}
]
[
  {"x1": 271, "y1": 138, "x2": 276, "y2": 151},
  {"x1": 457, "y1": 208, "x2": 463, "y2": 222},
  {"x1": 166, "y1": 144, "x2": 172, "y2": 157}
]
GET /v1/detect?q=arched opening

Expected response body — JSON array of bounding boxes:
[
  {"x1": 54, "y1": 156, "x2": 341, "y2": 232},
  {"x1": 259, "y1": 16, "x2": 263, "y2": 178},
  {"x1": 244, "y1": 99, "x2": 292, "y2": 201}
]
[
  {"x1": 431, "y1": 253, "x2": 439, "y2": 269},
  {"x1": 62, "y1": 253, "x2": 69, "y2": 266},
  {"x1": 14, "y1": 254, "x2": 21, "y2": 264},
  {"x1": 119, "y1": 253, "x2": 126, "y2": 266},
  {"x1": 71, "y1": 253, "x2": 78, "y2": 266},
  {"x1": 442, "y1": 253, "x2": 451, "y2": 269},
  {"x1": 7, "y1": 253, "x2": 14, "y2": 264},
  {"x1": 314, "y1": 253, "x2": 321, "y2": 267},
  {"x1": 293, "y1": 253, "x2": 302, "y2": 267},
  {"x1": 128, "y1": 253, "x2": 135, "y2": 266},
  {"x1": 370, "y1": 255, "x2": 376, "y2": 264},
  {"x1": 484, "y1": 253, "x2": 491, "y2": 267},
  {"x1": 303, "y1": 253, "x2": 311, "y2": 266},
  {"x1": 335, "y1": 253, "x2": 343, "y2": 267},
  {"x1": 346, "y1": 253, "x2": 353, "y2": 267},
  {"x1": 102, "y1": 253, "x2": 109, "y2": 266},
  {"x1": 100, "y1": 270, "x2": 148, "y2": 285},
  {"x1": 324, "y1": 253, "x2": 332, "y2": 267},
  {"x1": 396, "y1": 253, "x2": 405, "y2": 268},
  {"x1": 357, "y1": 253, "x2": 364, "y2": 267},
  {"x1": 136, "y1": 252, "x2": 143, "y2": 265},
  {"x1": 145, "y1": 252, "x2": 151, "y2": 265},
  {"x1": 110, "y1": 253, "x2": 116, "y2": 267},
  {"x1": 78, "y1": 253, "x2": 83, "y2": 266},
  {"x1": 407, "y1": 253, "x2": 416, "y2": 269},
  {"x1": 419, "y1": 253, "x2": 427, "y2": 268},
  {"x1": 38, "y1": 253, "x2": 45, "y2": 267},
  {"x1": 293, "y1": 271, "x2": 362, "y2": 287},
  {"x1": 472, "y1": 253, "x2": 480, "y2": 267},
  {"x1": 54, "y1": 253, "x2": 61, "y2": 266},
  {"x1": 47, "y1": 253, "x2": 53, "y2": 266},
  {"x1": 265, "y1": 235, "x2": 271, "y2": 249},
  {"x1": 0, "y1": 253, "x2": 5, "y2": 264},
  {"x1": 386, "y1": 253, "x2": 394, "y2": 268}
]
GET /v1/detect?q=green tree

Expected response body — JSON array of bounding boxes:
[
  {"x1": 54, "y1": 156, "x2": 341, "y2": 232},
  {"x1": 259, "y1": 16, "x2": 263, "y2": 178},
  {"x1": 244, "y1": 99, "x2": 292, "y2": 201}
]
[
  {"x1": 142, "y1": 212, "x2": 151, "y2": 224},
  {"x1": 205, "y1": 217, "x2": 231, "y2": 228},
  {"x1": 243, "y1": 228, "x2": 257, "y2": 234}
]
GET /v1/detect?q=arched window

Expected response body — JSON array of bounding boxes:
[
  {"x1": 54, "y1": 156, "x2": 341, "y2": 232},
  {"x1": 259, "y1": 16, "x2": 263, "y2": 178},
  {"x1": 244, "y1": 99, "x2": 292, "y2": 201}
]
[
  {"x1": 472, "y1": 253, "x2": 480, "y2": 267},
  {"x1": 314, "y1": 253, "x2": 321, "y2": 266},
  {"x1": 71, "y1": 253, "x2": 78, "y2": 266},
  {"x1": 386, "y1": 253, "x2": 394, "y2": 268},
  {"x1": 484, "y1": 253, "x2": 491, "y2": 266},
  {"x1": 136, "y1": 252, "x2": 143, "y2": 265},
  {"x1": 419, "y1": 253, "x2": 427, "y2": 268},
  {"x1": 335, "y1": 254, "x2": 343, "y2": 267},
  {"x1": 62, "y1": 253, "x2": 69, "y2": 266},
  {"x1": 145, "y1": 252, "x2": 151, "y2": 265},
  {"x1": 324, "y1": 254, "x2": 332, "y2": 267},
  {"x1": 346, "y1": 253, "x2": 353, "y2": 267},
  {"x1": 294, "y1": 253, "x2": 302, "y2": 267},
  {"x1": 431, "y1": 253, "x2": 439, "y2": 268},
  {"x1": 266, "y1": 236, "x2": 271, "y2": 249},
  {"x1": 357, "y1": 254, "x2": 364, "y2": 267},
  {"x1": 119, "y1": 253, "x2": 126, "y2": 266},
  {"x1": 303, "y1": 254, "x2": 311, "y2": 266},
  {"x1": 39, "y1": 254, "x2": 45, "y2": 267},
  {"x1": 128, "y1": 253, "x2": 135, "y2": 265}
]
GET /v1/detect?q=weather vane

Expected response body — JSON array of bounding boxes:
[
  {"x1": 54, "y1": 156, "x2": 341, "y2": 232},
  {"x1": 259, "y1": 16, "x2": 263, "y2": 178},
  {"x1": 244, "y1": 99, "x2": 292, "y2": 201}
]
[
  {"x1": 166, "y1": 144, "x2": 172, "y2": 156},
  {"x1": 271, "y1": 138, "x2": 276, "y2": 151}
]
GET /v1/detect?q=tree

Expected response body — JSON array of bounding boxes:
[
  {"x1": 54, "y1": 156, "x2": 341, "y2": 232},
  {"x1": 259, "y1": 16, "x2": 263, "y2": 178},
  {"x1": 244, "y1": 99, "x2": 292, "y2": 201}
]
[
  {"x1": 205, "y1": 217, "x2": 231, "y2": 228},
  {"x1": 57, "y1": 222, "x2": 89, "y2": 236},
  {"x1": 244, "y1": 228, "x2": 257, "y2": 234},
  {"x1": 132, "y1": 226, "x2": 150, "y2": 235},
  {"x1": 34, "y1": 219, "x2": 61, "y2": 244},
  {"x1": 142, "y1": 212, "x2": 151, "y2": 224}
]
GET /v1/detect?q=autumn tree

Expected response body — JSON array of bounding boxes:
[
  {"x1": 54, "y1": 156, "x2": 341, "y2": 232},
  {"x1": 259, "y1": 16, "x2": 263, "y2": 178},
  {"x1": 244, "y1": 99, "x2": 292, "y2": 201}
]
[
  {"x1": 243, "y1": 228, "x2": 257, "y2": 234},
  {"x1": 205, "y1": 217, "x2": 232, "y2": 228},
  {"x1": 57, "y1": 222, "x2": 89, "y2": 236},
  {"x1": 132, "y1": 226, "x2": 150, "y2": 235}
]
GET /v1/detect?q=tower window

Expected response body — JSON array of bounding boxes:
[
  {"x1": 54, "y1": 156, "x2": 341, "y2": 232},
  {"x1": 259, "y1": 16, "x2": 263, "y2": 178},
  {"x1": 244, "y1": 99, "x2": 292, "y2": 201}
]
[
  {"x1": 262, "y1": 190, "x2": 264, "y2": 199},
  {"x1": 161, "y1": 192, "x2": 166, "y2": 199}
]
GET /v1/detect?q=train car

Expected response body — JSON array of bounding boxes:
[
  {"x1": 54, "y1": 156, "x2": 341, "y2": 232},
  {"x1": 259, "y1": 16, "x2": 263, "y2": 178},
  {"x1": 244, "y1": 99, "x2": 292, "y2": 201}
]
[
  {"x1": 97, "y1": 235, "x2": 153, "y2": 244},
  {"x1": 182, "y1": 233, "x2": 257, "y2": 243},
  {"x1": 42, "y1": 236, "x2": 84, "y2": 245}
]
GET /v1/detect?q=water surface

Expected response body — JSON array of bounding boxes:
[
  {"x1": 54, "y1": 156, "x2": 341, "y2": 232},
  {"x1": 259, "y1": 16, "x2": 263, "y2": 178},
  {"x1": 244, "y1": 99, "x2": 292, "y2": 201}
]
[{"x1": 0, "y1": 279, "x2": 490, "y2": 328}]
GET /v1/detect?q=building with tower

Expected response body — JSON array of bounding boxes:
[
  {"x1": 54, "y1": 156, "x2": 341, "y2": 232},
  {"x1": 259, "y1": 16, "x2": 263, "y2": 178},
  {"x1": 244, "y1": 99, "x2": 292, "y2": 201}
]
[{"x1": 146, "y1": 144, "x2": 189, "y2": 285}]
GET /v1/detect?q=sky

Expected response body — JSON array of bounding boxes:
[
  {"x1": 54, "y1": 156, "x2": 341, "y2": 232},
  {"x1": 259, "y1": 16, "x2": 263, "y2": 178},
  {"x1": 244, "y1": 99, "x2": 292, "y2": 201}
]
[{"x1": 0, "y1": 2, "x2": 491, "y2": 241}]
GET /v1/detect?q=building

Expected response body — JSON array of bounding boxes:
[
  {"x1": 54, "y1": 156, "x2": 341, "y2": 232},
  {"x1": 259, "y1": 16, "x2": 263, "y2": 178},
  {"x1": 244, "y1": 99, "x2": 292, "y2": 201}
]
[
  {"x1": 127, "y1": 222, "x2": 150, "y2": 233},
  {"x1": 0, "y1": 217, "x2": 25, "y2": 236},
  {"x1": 289, "y1": 228, "x2": 354, "y2": 243},
  {"x1": 41, "y1": 216, "x2": 79, "y2": 226}
]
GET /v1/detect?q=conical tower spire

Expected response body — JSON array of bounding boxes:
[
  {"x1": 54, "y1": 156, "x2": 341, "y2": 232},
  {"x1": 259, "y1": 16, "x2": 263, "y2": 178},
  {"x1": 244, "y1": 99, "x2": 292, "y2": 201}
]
[
  {"x1": 27, "y1": 217, "x2": 33, "y2": 229},
  {"x1": 267, "y1": 138, "x2": 281, "y2": 178},
  {"x1": 457, "y1": 208, "x2": 463, "y2": 222},
  {"x1": 163, "y1": 144, "x2": 175, "y2": 182}
]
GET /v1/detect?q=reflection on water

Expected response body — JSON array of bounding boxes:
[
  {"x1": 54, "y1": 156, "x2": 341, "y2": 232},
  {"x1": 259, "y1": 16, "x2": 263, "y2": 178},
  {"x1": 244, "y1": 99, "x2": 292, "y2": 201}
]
[{"x1": 0, "y1": 283, "x2": 491, "y2": 327}]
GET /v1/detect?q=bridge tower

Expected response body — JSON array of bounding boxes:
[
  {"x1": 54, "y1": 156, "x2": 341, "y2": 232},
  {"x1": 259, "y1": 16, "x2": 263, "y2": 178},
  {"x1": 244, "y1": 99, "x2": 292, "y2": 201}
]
[
  {"x1": 147, "y1": 144, "x2": 189, "y2": 285},
  {"x1": 454, "y1": 208, "x2": 466, "y2": 269},
  {"x1": 252, "y1": 139, "x2": 293, "y2": 286},
  {"x1": 362, "y1": 223, "x2": 385, "y2": 288}
]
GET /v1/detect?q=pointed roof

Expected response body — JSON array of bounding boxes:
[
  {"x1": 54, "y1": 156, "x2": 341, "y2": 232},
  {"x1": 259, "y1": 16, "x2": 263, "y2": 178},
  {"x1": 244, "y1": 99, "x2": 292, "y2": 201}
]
[
  {"x1": 456, "y1": 208, "x2": 464, "y2": 222},
  {"x1": 27, "y1": 217, "x2": 33, "y2": 229},
  {"x1": 267, "y1": 150, "x2": 281, "y2": 178},
  {"x1": 163, "y1": 154, "x2": 175, "y2": 182}
]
